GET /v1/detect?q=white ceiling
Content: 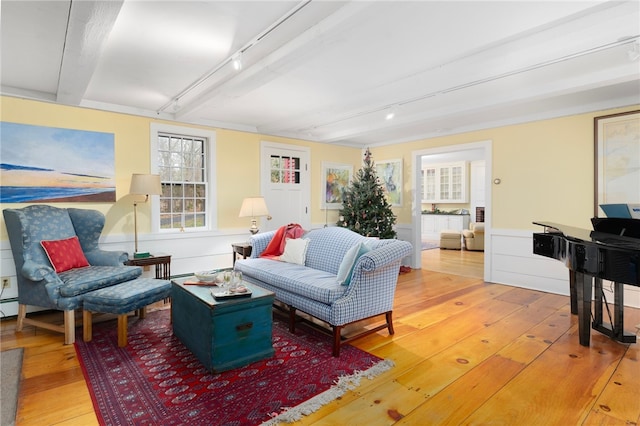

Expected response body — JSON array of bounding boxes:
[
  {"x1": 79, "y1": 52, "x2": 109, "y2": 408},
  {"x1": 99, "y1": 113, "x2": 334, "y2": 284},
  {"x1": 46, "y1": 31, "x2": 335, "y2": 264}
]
[{"x1": 2, "y1": 1, "x2": 639, "y2": 148}]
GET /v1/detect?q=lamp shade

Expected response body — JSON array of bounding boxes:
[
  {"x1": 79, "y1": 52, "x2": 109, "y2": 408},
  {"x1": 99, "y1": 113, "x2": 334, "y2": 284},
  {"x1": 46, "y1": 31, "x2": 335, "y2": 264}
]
[
  {"x1": 239, "y1": 197, "x2": 269, "y2": 218},
  {"x1": 130, "y1": 174, "x2": 162, "y2": 195}
]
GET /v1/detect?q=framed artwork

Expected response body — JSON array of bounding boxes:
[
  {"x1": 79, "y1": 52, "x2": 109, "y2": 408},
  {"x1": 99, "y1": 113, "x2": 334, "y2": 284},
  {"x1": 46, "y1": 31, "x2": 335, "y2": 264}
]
[
  {"x1": 376, "y1": 158, "x2": 403, "y2": 206},
  {"x1": 594, "y1": 110, "x2": 640, "y2": 216},
  {"x1": 322, "y1": 162, "x2": 352, "y2": 209},
  {"x1": 0, "y1": 122, "x2": 116, "y2": 203}
]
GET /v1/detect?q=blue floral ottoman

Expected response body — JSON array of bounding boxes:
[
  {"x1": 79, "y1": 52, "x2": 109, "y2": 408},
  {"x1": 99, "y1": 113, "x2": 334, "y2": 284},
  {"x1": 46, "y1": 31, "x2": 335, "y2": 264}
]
[{"x1": 82, "y1": 277, "x2": 171, "y2": 347}]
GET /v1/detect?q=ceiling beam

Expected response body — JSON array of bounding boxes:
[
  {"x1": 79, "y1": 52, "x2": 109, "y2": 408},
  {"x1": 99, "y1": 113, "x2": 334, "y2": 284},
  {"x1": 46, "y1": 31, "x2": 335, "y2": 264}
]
[
  {"x1": 173, "y1": 1, "x2": 367, "y2": 120},
  {"x1": 56, "y1": 0, "x2": 124, "y2": 105}
]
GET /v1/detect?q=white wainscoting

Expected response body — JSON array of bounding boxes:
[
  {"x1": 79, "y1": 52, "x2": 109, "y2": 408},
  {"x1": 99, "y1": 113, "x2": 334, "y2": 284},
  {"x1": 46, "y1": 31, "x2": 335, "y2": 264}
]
[
  {"x1": 490, "y1": 228, "x2": 639, "y2": 309},
  {"x1": 395, "y1": 224, "x2": 415, "y2": 267},
  {"x1": 2, "y1": 225, "x2": 637, "y2": 318},
  {"x1": 0, "y1": 228, "x2": 255, "y2": 318}
]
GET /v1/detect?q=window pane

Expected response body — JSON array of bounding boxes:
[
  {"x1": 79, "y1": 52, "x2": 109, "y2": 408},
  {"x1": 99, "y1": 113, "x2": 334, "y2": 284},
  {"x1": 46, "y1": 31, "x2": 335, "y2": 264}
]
[
  {"x1": 171, "y1": 184, "x2": 183, "y2": 198},
  {"x1": 185, "y1": 184, "x2": 195, "y2": 198},
  {"x1": 158, "y1": 132, "x2": 208, "y2": 231}
]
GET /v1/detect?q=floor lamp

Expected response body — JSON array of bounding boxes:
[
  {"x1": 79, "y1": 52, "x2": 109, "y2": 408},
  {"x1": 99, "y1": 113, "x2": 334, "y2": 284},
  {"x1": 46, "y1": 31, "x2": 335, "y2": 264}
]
[{"x1": 130, "y1": 173, "x2": 162, "y2": 258}]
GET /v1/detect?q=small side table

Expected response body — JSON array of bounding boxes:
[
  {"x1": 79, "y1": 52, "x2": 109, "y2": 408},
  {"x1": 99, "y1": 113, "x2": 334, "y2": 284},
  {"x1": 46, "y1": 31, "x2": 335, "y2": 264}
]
[
  {"x1": 125, "y1": 254, "x2": 171, "y2": 279},
  {"x1": 232, "y1": 243, "x2": 252, "y2": 266}
]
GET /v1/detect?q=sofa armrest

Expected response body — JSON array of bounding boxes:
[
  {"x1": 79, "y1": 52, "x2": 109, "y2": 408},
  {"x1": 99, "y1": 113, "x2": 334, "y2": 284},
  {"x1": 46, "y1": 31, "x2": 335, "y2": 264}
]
[
  {"x1": 356, "y1": 240, "x2": 413, "y2": 272},
  {"x1": 332, "y1": 240, "x2": 412, "y2": 322},
  {"x1": 345, "y1": 240, "x2": 412, "y2": 293},
  {"x1": 84, "y1": 249, "x2": 128, "y2": 266},
  {"x1": 249, "y1": 231, "x2": 277, "y2": 258}
]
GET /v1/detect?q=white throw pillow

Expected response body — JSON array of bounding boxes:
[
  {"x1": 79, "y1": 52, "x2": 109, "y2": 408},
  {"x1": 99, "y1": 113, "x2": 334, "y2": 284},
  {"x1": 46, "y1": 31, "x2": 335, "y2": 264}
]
[
  {"x1": 336, "y1": 242, "x2": 362, "y2": 285},
  {"x1": 336, "y1": 241, "x2": 373, "y2": 286},
  {"x1": 279, "y1": 238, "x2": 310, "y2": 265}
]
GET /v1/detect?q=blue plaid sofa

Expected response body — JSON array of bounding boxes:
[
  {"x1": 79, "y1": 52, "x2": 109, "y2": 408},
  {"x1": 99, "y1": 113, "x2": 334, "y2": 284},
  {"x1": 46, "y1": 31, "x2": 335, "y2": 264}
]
[
  {"x1": 234, "y1": 226, "x2": 412, "y2": 356},
  {"x1": 3, "y1": 205, "x2": 142, "y2": 344}
]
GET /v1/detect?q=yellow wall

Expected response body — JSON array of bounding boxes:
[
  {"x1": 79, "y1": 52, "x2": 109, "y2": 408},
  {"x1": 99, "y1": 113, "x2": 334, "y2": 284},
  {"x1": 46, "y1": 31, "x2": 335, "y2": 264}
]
[
  {"x1": 0, "y1": 96, "x2": 360, "y2": 239},
  {"x1": 1, "y1": 95, "x2": 638, "y2": 241},
  {"x1": 372, "y1": 105, "x2": 639, "y2": 230},
  {"x1": 215, "y1": 128, "x2": 359, "y2": 226}
]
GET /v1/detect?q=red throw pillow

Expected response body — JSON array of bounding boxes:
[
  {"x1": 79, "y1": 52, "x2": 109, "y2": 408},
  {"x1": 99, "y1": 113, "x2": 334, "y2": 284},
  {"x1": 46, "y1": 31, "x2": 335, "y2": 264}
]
[{"x1": 41, "y1": 236, "x2": 90, "y2": 273}]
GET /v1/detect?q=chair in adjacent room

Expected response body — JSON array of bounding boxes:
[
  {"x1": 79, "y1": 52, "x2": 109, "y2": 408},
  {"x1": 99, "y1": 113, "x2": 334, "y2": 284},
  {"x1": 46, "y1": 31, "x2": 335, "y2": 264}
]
[{"x1": 463, "y1": 222, "x2": 485, "y2": 251}]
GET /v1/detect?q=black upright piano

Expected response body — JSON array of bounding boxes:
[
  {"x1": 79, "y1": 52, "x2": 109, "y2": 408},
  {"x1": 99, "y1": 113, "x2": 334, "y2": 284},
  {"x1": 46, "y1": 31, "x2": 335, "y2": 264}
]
[{"x1": 533, "y1": 218, "x2": 640, "y2": 346}]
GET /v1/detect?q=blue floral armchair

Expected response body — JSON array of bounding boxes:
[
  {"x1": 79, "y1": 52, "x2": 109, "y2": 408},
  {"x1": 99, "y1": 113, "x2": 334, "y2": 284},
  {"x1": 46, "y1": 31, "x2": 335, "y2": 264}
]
[{"x1": 3, "y1": 205, "x2": 142, "y2": 344}]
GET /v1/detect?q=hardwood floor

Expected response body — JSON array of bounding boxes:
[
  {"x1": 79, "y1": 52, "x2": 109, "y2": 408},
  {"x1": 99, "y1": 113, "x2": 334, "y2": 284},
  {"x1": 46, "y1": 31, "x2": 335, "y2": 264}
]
[
  {"x1": 1, "y1": 249, "x2": 638, "y2": 425},
  {"x1": 420, "y1": 245, "x2": 484, "y2": 278}
]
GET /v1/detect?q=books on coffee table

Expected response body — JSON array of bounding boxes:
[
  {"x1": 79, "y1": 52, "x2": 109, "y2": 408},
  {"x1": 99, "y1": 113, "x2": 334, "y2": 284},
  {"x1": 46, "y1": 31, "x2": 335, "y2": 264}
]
[{"x1": 183, "y1": 279, "x2": 218, "y2": 286}]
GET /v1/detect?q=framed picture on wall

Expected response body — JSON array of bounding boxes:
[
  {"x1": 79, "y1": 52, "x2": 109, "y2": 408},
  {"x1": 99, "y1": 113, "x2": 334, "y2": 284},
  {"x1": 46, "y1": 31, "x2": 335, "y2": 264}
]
[
  {"x1": 376, "y1": 159, "x2": 403, "y2": 206},
  {"x1": 594, "y1": 110, "x2": 640, "y2": 217},
  {"x1": 0, "y1": 122, "x2": 116, "y2": 203},
  {"x1": 322, "y1": 162, "x2": 352, "y2": 209}
]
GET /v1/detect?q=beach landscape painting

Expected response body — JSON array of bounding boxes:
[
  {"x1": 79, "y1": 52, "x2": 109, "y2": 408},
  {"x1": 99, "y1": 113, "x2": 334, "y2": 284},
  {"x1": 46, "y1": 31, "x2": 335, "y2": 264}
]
[{"x1": 1, "y1": 122, "x2": 116, "y2": 203}]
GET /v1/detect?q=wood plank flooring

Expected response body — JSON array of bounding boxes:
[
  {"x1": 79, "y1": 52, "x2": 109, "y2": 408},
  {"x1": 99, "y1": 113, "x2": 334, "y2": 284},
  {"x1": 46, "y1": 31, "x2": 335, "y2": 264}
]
[{"x1": 1, "y1": 248, "x2": 638, "y2": 425}]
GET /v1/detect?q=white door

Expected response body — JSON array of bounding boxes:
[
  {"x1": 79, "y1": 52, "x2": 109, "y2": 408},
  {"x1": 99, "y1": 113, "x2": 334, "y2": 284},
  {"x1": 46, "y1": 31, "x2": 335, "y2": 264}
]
[{"x1": 260, "y1": 141, "x2": 311, "y2": 232}]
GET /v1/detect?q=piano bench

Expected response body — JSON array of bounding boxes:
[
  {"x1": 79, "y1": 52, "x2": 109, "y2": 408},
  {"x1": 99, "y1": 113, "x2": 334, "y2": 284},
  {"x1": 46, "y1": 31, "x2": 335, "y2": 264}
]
[{"x1": 440, "y1": 229, "x2": 462, "y2": 250}]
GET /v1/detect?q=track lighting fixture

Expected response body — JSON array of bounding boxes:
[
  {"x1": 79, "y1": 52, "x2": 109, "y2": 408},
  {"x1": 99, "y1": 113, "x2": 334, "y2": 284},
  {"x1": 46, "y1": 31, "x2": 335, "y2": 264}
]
[
  {"x1": 232, "y1": 52, "x2": 243, "y2": 71},
  {"x1": 385, "y1": 105, "x2": 397, "y2": 120}
]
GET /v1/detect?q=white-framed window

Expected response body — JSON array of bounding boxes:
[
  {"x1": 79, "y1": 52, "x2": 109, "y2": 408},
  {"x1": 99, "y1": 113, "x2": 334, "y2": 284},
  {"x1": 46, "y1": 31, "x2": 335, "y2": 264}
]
[{"x1": 150, "y1": 123, "x2": 217, "y2": 233}]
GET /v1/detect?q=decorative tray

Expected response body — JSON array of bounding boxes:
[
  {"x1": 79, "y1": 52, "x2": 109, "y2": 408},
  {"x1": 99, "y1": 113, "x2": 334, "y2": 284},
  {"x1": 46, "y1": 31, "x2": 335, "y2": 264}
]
[{"x1": 210, "y1": 289, "x2": 252, "y2": 300}]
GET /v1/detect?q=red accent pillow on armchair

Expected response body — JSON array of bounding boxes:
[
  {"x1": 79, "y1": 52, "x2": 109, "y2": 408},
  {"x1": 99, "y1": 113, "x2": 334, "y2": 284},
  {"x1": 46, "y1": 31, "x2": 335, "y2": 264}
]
[{"x1": 41, "y1": 236, "x2": 90, "y2": 273}]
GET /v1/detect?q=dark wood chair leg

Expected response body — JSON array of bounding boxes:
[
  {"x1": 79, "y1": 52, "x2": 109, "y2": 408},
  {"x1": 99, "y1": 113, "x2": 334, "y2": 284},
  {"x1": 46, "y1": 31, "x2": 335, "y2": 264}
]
[
  {"x1": 288, "y1": 305, "x2": 297, "y2": 333},
  {"x1": 386, "y1": 311, "x2": 394, "y2": 335},
  {"x1": 332, "y1": 325, "x2": 343, "y2": 357}
]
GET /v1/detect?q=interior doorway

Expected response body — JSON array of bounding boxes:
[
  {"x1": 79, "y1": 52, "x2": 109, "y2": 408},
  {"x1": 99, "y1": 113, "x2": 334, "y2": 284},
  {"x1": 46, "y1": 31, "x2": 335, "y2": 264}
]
[{"x1": 411, "y1": 140, "x2": 492, "y2": 282}]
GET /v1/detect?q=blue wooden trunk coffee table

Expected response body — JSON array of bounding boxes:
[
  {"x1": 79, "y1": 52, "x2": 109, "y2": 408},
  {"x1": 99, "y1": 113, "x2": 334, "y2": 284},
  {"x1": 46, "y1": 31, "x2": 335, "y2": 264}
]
[{"x1": 171, "y1": 276, "x2": 275, "y2": 372}]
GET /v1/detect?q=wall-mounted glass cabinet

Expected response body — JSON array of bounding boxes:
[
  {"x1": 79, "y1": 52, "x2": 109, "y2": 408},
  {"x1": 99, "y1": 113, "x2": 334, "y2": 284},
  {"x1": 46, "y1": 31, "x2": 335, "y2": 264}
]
[{"x1": 421, "y1": 161, "x2": 468, "y2": 203}]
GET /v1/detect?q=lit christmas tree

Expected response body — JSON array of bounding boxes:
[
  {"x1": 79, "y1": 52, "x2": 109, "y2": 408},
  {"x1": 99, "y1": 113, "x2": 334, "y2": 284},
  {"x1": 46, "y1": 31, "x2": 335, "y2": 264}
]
[{"x1": 337, "y1": 148, "x2": 397, "y2": 238}]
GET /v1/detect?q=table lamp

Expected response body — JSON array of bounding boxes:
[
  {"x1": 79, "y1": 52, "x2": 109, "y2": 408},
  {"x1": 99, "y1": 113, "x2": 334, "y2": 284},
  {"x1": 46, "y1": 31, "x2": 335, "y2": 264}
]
[
  {"x1": 130, "y1": 173, "x2": 162, "y2": 258},
  {"x1": 239, "y1": 197, "x2": 270, "y2": 234}
]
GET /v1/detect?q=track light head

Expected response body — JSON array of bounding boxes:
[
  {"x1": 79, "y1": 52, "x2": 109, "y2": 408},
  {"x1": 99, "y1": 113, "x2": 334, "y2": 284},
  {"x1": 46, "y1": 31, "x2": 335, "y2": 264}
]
[
  {"x1": 385, "y1": 105, "x2": 398, "y2": 120},
  {"x1": 232, "y1": 52, "x2": 243, "y2": 71}
]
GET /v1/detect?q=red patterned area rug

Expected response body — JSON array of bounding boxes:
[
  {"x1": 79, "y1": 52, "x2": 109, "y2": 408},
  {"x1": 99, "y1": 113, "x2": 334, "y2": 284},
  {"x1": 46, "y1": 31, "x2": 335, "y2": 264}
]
[{"x1": 75, "y1": 309, "x2": 393, "y2": 425}]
